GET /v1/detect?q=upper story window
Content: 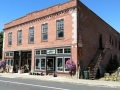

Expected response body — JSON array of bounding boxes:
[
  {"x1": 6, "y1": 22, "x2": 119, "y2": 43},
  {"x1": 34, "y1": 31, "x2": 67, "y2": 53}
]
[
  {"x1": 115, "y1": 39, "x2": 117, "y2": 47},
  {"x1": 119, "y1": 41, "x2": 120, "y2": 50},
  {"x1": 8, "y1": 32, "x2": 12, "y2": 46},
  {"x1": 56, "y1": 19, "x2": 64, "y2": 39},
  {"x1": 42, "y1": 23, "x2": 48, "y2": 41},
  {"x1": 17, "y1": 30, "x2": 22, "y2": 45},
  {"x1": 109, "y1": 35, "x2": 111, "y2": 44},
  {"x1": 29, "y1": 27, "x2": 34, "y2": 43}
]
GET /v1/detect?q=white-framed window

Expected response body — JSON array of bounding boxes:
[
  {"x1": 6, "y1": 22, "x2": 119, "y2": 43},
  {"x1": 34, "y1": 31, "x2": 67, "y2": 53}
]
[
  {"x1": 29, "y1": 27, "x2": 34, "y2": 43},
  {"x1": 8, "y1": 32, "x2": 12, "y2": 46},
  {"x1": 64, "y1": 48, "x2": 71, "y2": 54},
  {"x1": 41, "y1": 58, "x2": 46, "y2": 70},
  {"x1": 35, "y1": 50, "x2": 40, "y2": 55},
  {"x1": 35, "y1": 58, "x2": 40, "y2": 70},
  {"x1": 35, "y1": 58, "x2": 46, "y2": 71},
  {"x1": 5, "y1": 53, "x2": 9, "y2": 56},
  {"x1": 42, "y1": 23, "x2": 48, "y2": 41},
  {"x1": 5, "y1": 52, "x2": 14, "y2": 57},
  {"x1": 56, "y1": 19, "x2": 64, "y2": 39},
  {"x1": 56, "y1": 57, "x2": 71, "y2": 72},
  {"x1": 56, "y1": 57, "x2": 63, "y2": 72},
  {"x1": 41, "y1": 50, "x2": 46, "y2": 55},
  {"x1": 5, "y1": 59, "x2": 13, "y2": 66},
  {"x1": 56, "y1": 48, "x2": 63, "y2": 54},
  {"x1": 56, "y1": 47, "x2": 71, "y2": 54},
  {"x1": 64, "y1": 57, "x2": 70, "y2": 72},
  {"x1": 17, "y1": 30, "x2": 22, "y2": 45}
]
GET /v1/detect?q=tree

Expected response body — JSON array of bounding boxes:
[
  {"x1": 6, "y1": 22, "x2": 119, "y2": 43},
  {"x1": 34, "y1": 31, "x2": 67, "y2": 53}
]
[
  {"x1": 0, "y1": 31, "x2": 3, "y2": 60},
  {"x1": 106, "y1": 54, "x2": 120, "y2": 72}
]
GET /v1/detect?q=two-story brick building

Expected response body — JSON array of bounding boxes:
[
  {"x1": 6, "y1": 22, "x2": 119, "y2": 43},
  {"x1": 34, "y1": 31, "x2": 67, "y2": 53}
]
[{"x1": 2, "y1": 0, "x2": 120, "y2": 79}]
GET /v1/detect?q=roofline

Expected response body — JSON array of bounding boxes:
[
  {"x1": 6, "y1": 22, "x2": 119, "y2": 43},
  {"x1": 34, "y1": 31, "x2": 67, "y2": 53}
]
[{"x1": 79, "y1": 1, "x2": 120, "y2": 34}]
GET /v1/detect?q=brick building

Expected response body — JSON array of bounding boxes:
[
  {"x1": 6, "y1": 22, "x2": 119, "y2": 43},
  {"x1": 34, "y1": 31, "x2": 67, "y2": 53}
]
[{"x1": 2, "y1": 0, "x2": 120, "y2": 79}]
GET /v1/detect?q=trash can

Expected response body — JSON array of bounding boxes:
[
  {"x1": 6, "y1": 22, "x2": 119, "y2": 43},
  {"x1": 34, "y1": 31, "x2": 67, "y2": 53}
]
[{"x1": 84, "y1": 71, "x2": 89, "y2": 79}]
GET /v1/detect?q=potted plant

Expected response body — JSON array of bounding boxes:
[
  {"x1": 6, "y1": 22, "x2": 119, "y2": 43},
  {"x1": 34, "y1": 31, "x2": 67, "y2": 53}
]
[{"x1": 53, "y1": 71, "x2": 57, "y2": 77}]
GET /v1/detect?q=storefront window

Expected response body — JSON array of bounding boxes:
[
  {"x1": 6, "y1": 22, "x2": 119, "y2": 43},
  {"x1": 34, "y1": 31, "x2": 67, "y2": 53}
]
[
  {"x1": 35, "y1": 59, "x2": 40, "y2": 69},
  {"x1": 41, "y1": 58, "x2": 46, "y2": 70},
  {"x1": 35, "y1": 58, "x2": 46, "y2": 71},
  {"x1": 11, "y1": 60, "x2": 13, "y2": 66},
  {"x1": 64, "y1": 57, "x2": 70, "y2": 72},
  {"x1": 57, "y1": 57, "x2": 63, "y2": 71}
]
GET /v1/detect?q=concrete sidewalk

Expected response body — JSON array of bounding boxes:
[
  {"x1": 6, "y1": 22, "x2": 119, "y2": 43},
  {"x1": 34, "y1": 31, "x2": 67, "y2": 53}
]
[{"x1": 0, "y1": 73, "x2": 120, "y2": 88}]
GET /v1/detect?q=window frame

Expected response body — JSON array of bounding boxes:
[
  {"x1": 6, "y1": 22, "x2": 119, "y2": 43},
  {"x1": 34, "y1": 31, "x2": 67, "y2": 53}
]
[
  {"x1": 41, "y1": 23, "x2": 48, "y2": 41},
  {"x1": 64, "y1": 57, "x2": 71, "y2": 72},
  {"x1": 56, "y1": 57, "x2": 63, "y2": 72},
  {"x1": 29, "y1": 27, "x2": 34, "y2": 43},
  {"x1": 5, "y1": 59, "x2": 14, "y2": 66},
  {"x1": 56, "y1": 19, "x2": 64, "y2": 39},
  {"x1": 35, "y1": 50, "x2": 41, "y2": 55},
  {"x1": 35, "y1": 58, "x2": 46, "y2": 71},
  {"x1": 56, "y1": 48, "x2": 64, "y2": 54},
  {"x1": 64, "y1": 48, "x2": 71, "y2": 54},
  {"x1": 8, "y1": 32, "x2": 12, "y2": 46},
  {"x1": 17, "y1": 30, "x2": 22, "y2": 45}
]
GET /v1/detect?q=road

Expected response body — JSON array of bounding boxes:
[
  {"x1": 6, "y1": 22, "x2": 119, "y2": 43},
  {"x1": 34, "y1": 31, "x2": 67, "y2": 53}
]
[{"x1": 0, "y1": 77, "x2": 119, "y2": 90}]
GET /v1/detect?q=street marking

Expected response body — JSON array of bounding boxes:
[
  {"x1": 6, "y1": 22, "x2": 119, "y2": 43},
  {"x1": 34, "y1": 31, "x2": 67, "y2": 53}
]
[{"x1": 0, "y1": 80, "x2": 70, "y2": 90}]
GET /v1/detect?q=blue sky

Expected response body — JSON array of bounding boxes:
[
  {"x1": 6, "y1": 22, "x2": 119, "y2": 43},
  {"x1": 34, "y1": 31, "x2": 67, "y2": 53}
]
[{"x1": 0, "y1": 0, "x2": 120, "y2": 32}]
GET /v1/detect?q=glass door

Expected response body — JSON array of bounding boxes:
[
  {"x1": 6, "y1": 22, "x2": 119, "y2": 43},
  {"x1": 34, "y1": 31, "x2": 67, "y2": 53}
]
[{"x1": 47, "y1": 58, "x2": 54, "y2": 71}]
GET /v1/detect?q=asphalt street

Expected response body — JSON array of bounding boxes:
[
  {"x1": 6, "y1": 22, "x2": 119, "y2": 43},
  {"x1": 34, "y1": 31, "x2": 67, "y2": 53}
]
[{"x1": 0, "y1": 77, "x2": 119, "y2": 90}]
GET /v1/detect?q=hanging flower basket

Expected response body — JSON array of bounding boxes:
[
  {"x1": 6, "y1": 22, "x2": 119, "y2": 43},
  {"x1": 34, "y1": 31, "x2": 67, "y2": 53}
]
[
  {"x1": 0, "y1": 61, "x2": 6, "y2": 68},
  {"x1": 66, "y1": 59, "x2": 76, "y2": 73}
]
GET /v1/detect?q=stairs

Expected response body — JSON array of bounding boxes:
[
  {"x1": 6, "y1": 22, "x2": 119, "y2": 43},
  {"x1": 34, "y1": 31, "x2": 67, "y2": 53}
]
[
  {"x1": 87, "y1": 42, "x2": 111, "y2": 80},
  {"x1": 88, "y1": 49, "x2": 104, "y2": 80}
]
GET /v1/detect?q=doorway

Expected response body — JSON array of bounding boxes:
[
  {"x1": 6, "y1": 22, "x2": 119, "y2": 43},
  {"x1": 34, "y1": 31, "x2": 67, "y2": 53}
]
[
  {"x1": 47, "y1": 58, "x2": 54, "y2": 71},
  {"x1": 99, "y1": 34, "x2": 103, "y2": 49}
]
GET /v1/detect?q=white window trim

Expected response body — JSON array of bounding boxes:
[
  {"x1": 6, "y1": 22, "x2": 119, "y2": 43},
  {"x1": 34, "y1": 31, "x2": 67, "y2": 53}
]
[
  {"x1": 35, "y1": 50, "x2": 41, "y2": 55},
  {"x1": 64, "y1": 48, "x2": 71, "y2": 54},
  {"x1": 40, "y1": 49, "x2": 47, "y2": 55},
  {"x1": 56, "y1": 57, "x2": 63, "y2": 72},
  {"x1": 40, "y1": 57, "x2": 46, "y2": 71},
  {"x1": 35, "y1": 58, "x2": 46, "y2": 71},
  {"x1": 5, "y1": 59, "x2": 14, "y2": 66},
  {"x1": 64, "y1": 57, "x2": 71, "y2": 72},
  {"x1": 5, "y1": 52, "x2": 14, "y2": 56},
  {"x1": 56, "y1": 48, "x2": 64, "y2": 54},
  {"x1": 35, "y1": 58, "x2": 40, "y2": 70}
]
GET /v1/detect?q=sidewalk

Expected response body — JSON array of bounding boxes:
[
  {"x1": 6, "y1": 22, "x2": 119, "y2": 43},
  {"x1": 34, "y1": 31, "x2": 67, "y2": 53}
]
[{"x1": 0, "y1": 73, "x2": 120, "y2": 88}]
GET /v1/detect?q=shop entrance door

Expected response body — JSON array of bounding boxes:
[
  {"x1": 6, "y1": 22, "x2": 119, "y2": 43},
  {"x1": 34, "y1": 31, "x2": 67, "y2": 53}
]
[{"x1": 46, "y1": 58, "x2": 54, "y2": 71}]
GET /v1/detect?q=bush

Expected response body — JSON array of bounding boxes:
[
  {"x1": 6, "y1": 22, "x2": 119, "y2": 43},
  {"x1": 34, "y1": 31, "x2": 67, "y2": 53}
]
[{"x1": 106, "y1": 55, "x2": 120, "y2": 72}]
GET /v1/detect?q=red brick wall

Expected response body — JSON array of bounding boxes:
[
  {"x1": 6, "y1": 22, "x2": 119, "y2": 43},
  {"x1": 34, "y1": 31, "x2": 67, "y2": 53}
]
[
  {"x1": 4, "y1": 0, "x2": 77, "y2": 29},
  {"x1": 77, "y1": 1, "x2": 120, "y2": 70},
  {"x1": 4, "y1": 12, "x2": 74, "y2": 52},
  {"x1": 3, "y1": 0, "x2": 78, "y2": 74}
]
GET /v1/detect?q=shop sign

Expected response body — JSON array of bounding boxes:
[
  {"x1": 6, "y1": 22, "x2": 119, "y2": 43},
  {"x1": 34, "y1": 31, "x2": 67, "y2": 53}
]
[{"x1": 47, "y1": 50, "x2": 55, "y2": 54}]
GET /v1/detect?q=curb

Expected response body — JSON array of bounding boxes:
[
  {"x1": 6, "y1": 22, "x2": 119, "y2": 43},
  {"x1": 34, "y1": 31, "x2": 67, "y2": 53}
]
[{"x1": 0, "y1": 74, "x2": 120, "y2": 89}]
